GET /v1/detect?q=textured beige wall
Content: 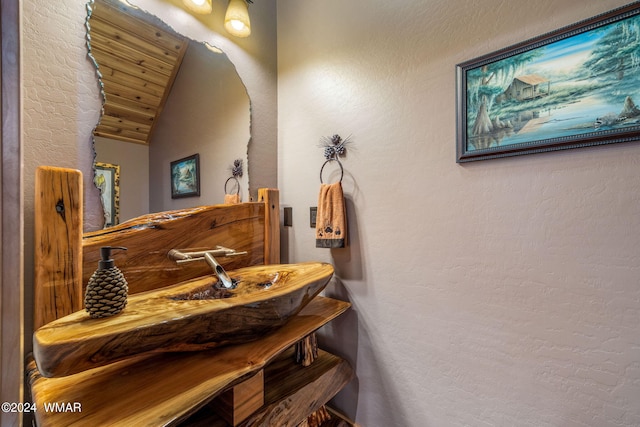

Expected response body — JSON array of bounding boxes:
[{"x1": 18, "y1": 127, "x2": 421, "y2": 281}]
[
  {"x1": 23, "y1": 0, "x2": 103, "y2": 229},
  {"x1": 277, "y1": 1, "x2": 640, "y2": 425}
]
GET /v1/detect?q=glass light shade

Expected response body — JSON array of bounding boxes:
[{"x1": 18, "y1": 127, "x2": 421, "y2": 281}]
[
  {"x1": 224, "y1": 0, "x2": 251, "y2": 38},
  {"x1": 183, "y1": 0, "x2": 212, "y2": 15}
]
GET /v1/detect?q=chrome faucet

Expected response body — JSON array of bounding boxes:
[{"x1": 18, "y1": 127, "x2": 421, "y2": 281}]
[
  {"x1": 203, "y1": 252, "x2": 235, "y2": 289},
  {"x1": 167, "y1": 247, "x2": 246, "y2": 289}
]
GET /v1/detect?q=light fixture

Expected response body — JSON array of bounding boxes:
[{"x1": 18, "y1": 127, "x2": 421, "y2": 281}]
[
  {"x1": 224, "y1": 0, "x2": 251, "y2": 38},
  {"x1": 183, "y1": 0, "x2": 212, "y2": 15}
]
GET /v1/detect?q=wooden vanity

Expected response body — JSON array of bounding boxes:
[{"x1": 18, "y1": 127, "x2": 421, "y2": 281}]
[{"x1": 29, "y1": 166, "x2": 356, "y2": 426}]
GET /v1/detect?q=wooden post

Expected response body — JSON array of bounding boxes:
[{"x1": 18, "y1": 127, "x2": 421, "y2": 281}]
[
  {"x1": 258, "y1": 188, "x2": 280, "y2": 265},
  {"x1": 295, "y1": 332, "x2": 319, "y2": 367},
  {"x1": 298, "y1": 405, "x2": 332, "y2": 427},
  {"x1": 211, "y1": 370, "x2": 264, "y2": 426},
  {"x1": 34, "y1": 166, "x2": 84, "y2": 329}
]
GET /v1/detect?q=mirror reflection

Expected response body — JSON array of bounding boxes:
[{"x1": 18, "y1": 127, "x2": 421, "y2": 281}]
[{"x1": 88, "y1": 0, "x2": 251, "y2": 226}]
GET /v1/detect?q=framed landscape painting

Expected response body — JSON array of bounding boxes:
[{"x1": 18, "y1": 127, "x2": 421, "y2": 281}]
[
  {"x1": 456, "y1": 3, "x2": 640, "y2": 162},
  {"x1": 171, "y1": 154, "x2": 200, "y2": 198}
]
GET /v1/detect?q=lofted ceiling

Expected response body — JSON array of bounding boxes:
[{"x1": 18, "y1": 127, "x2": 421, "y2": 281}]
[{"x1": 88, "y1": 0, "x2": 189, "y2": 145}]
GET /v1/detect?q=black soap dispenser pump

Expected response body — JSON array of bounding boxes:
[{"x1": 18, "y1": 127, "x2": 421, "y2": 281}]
[{"x1": 85, "y1": 246, "x2": 129, "y2": 318}]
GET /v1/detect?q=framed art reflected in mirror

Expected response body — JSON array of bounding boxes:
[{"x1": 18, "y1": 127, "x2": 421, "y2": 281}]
[
  {"x1": 171, "y1": 154, "x2": 200, "y2": 199},
  {"x1": 94, "y1": 162, "x2": 120, "y2": 227}
]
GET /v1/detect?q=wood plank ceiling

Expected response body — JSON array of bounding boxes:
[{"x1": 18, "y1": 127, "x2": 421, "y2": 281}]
[{"x1": 88, "y1": 0, "x2": 189, "y2": 145}]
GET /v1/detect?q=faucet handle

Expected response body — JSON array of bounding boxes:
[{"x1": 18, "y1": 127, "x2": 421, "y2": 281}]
[{"x1": 168, "y1": 247, "x2": 247, "y2": 263}]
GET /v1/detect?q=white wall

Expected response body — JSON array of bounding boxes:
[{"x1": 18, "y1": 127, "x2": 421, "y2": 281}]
[
  {"x1": 277, "y1": 1, "x2": 640, "y2": 426},
  {"x1": 23, "y1": 0, "x2": 103, "y2": 229}
]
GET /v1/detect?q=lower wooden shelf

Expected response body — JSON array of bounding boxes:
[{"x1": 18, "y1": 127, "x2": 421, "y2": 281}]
[
  {"x1": 181, "y1": 347, "x2": 354, "y2": 426},
  {"x1": 28, "y1": 296, "x2": 351, "y2": 427}
]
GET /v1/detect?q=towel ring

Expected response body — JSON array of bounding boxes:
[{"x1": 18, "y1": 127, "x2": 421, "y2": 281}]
[
  {"x1": 224, "y1": 176, "x2": 240, "y2": 195},
  {"x1": 320, "y1": 158, "x2": 344, "y2": 184}
]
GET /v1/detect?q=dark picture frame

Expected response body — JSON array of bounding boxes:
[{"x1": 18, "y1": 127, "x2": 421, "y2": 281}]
[
  {"x1": 170, "y1": 154, "x2": 200, "y2": 198},
  {"x1": 94, "y1": 162, "x2": 120, "y2": 227},
  {"x1": 456, "y1": 3, "x2": 640, "y2": 163}
]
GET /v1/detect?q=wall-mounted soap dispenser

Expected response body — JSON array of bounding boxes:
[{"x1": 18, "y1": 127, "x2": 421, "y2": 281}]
[{"x1": 85, "y1": 246, "x2": 128, "y2": 318}]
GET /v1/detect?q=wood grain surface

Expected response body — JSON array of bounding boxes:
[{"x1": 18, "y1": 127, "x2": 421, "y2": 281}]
[
  {"x1": 28, "y1": 296, "x2": 351, "y2": 427},
  {"x1": 239, "y1": 348, "x2": 354, "y2": 427},
  {"x1": 34, "y1": 166, "x2": 84, "y2": 329},
  {"x1": 89, "y1": 0, "x2": 189, "y2": 144},
  {"x1": 258, "y1": 188, "x2": 280, "y2": 264},
  {"x1": 34, "y1": 262, "x2": 334, "y2": 377},
  {"x1": 82, "y1": 202, "x2": 266, "y2": 294}
]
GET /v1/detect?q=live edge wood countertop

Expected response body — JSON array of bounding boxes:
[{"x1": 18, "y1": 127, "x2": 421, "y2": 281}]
[{"x1": 28, "y1": 296, "x2": 352, "y2": 427}]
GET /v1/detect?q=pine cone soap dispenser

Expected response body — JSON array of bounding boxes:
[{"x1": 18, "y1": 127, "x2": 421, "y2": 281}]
[{"x1": 85, "y1": 246, "x2": 128, "y2": 318}]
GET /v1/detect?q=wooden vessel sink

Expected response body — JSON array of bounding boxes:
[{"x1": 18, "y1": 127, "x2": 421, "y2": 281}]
[{"x1": 33, "y1": 262, "x2": 334, "y2": 378}]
